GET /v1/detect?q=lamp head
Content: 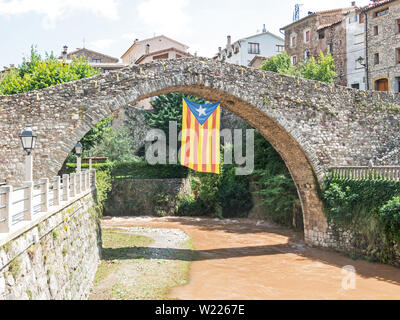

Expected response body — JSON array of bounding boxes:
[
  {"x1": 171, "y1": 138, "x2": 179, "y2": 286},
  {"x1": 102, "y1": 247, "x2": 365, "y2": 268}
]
[
  {"x1": 20, "y1": 125, "x2": 37, "y2": 155},
  {"x1": 75, "y1": 141, "x2": 83, "y2": 156}
]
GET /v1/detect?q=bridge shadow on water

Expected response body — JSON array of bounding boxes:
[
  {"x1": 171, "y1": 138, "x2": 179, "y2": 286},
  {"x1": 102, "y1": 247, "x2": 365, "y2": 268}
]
[{"x1": 102, "y1": 217, "x2": 400, "y2": 287}]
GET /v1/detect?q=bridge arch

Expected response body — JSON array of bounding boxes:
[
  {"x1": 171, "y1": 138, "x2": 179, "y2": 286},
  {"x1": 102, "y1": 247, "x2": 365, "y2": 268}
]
[{"x1": 1, "y1": 57, "x2": 400, "y2": 247}]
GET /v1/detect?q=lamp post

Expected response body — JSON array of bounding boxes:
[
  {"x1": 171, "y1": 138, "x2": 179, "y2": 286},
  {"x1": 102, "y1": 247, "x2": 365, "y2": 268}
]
[
  {"x1": 88, "y1": 148, "x2": 94, "y2": 170},
  {"x1": 20, "y1": 125, "x2": 37, "y2": 182},
  {"x1": 75, "y1": 142, "x2": 83, "y2": 173}
]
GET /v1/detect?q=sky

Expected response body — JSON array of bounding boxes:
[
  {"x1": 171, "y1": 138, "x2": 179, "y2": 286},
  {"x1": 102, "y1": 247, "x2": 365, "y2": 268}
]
[{"x1": 0, "y1": 0, "x2": 373, "y2": 68}]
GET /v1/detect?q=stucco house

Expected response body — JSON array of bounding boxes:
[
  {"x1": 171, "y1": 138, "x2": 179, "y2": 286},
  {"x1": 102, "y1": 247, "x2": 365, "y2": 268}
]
[
  {"x1": 215, "y1": 26, "x2": 284, "y2": 67},
  {"x1": 121, "y1": 35, "x2": 191, "y2": 65}
]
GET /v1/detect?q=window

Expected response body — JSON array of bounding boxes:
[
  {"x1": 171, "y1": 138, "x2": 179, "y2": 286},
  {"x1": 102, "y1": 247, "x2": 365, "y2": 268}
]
[
  {"x1": 304, "y1": 50, "x2": 311, "y2": 60},
  {"x1": 374, "y1": 53, "x2": 380, "y2": 65},
  {"x1": 304, "y1": 30, "x2": 310, "y2": 42},
  {"x1": 373, "y1": 26, "x2": 379, "y2": 35},
  {"x1": 276, "y1": 45, "x2": 284, "y2": 52},
  {"x1": 248, "y1": 43, "x2": 260, "y2": 54},
  {"x1": 92, "y1": 59, "x2": 101, "y2": 63},
  {"x1": 349, "y1": 15, "x2": 358, "y2": 23},
  {"x1": 397, "y1": 19, "x2": 400, "y2": 33},
  {"x1": 318, "y1": 30, "x2": 325, "y2": 40},
  {"x1": 396, "y1": 77, "x2": 400, "y2": 92},
  {"x1": 351, "y1": 83, "x2": 360, "y2": 89},
  {"x1": 291, "y1": 56, "x2": 297, "y2": 65},
  {"x1": 375, "y1": 8, "x2": 389, "y2": 17},
  {"x1": 397, "y1": 48, "x2": 400, "y2": 64},
  {"x1": 103, "y1": 69, "x2": 112, "y2": 73},
  {"x1": 327, "y1": 44, "x2": 333, "y2": 53},
  {"x1": 290, "y1": 36, "x2": 297, "y2": 48}
]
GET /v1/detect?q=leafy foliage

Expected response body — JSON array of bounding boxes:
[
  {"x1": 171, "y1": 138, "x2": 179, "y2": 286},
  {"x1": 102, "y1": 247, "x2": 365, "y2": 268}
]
[
  {"x1": 252, "y1": 131, "x2": 300, "y2": 227},
  {"x1": 260, "y1": 51, "x2": 337, "y2": 83},
  {"x1": 65, "y1": 116, "x2": 113, "y2": 163},
  {"x1": 91, "y1": 124, "x2": 141, "y2": 162},
  {"x1": 0, "y1": 46, "x2": 100, "y2": 95},
  {"x1": 95, "y1": 170, "x2": 112, "y2": 214},
  {"x1": 260, "y1": 51, "x2": 299, "y2": 76},
  {"x1": 323, "y1": 174, "x2": 400, "y2": 265},
  {"x1": 145, "y1": 92, "x2": 205, "y2": 137},
  {"x1": 323, "y1": 174, "x2": 400, "y2": 226},
  {"x1": 66, "y1": 162, "x2": 189, "y2": 179}
]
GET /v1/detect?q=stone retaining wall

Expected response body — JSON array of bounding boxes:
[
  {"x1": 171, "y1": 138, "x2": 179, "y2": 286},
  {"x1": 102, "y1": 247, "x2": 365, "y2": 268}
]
[
  {"x1": 0, "y1": 191, "x2": 101, "y2": 300},
  {"x1": 104, "y1": 178, "x2": 191, "y2": 217}
]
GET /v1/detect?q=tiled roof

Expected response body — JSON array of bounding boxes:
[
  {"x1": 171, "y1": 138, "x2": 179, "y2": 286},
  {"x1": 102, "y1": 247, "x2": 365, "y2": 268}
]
[{"x1": 364, "y1": 0, "x2": 394, "y2": 10}]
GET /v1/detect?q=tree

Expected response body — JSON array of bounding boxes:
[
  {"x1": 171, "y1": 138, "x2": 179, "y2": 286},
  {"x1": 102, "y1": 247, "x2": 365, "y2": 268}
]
[
  {"x1": 260, "y1": 51, "x2": 299, "y2": 76},
  {"x1": 300, "y1": 52, "x2": 336, "y2": 83},
  {"x1": 92, "y1": 124, "x2": 141, "y2": 163},
  {"x1": 144, "y1": 92, "x2": 205, "y2": 137},
  {"x1": 0, "y1": 46, "x2": 100, "y2": 95},
  {"x1": 260, "y1": 50, "x2": 336, "y2": 83}
]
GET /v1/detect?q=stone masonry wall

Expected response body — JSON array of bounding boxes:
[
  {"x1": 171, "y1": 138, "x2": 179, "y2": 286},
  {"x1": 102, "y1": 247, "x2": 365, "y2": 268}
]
[
  {"x1": 0, "y1": 191, "x2": 101, "y2": 300},
  {"x1": 366, "y1": 0, "x2": 400, "y2": 92},
  {"x1": 2, "y1": 57, "x2": 400, "y2": 247},
  {"x1": 104, "y1": 178, "x2": 191, "y2": 217}
]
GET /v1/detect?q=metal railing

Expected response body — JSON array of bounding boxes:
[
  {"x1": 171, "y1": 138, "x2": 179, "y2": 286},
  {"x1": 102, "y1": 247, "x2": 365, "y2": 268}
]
[
  {"x1": 0, "y1": 170, "x2": 96, "y2": 234},
  {"x1": 330, "y1": 165, "x2": 400, "y2": 181}
]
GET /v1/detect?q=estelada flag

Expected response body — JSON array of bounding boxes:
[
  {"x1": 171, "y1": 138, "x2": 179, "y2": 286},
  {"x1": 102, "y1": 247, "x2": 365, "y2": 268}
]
[{"x1": 180, "y1": 98, "x2": 221, "y2": 174}]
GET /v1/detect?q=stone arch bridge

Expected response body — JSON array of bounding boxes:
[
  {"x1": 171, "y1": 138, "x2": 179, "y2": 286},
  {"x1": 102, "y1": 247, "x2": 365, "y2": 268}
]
[{"x1": 1, "y1": 57, "x2": 400, "y2": 247}]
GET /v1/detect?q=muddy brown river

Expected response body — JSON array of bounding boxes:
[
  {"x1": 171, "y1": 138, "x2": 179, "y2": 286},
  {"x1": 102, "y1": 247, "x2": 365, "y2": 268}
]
[{"x1": 102, "y1": 216, "x2": 400, "y2": 300}]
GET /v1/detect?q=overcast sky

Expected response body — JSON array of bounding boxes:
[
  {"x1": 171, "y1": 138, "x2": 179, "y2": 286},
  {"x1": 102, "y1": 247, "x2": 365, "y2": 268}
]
[{"x1": 0, "y1": 0, "x2": 372, "y2": 67}]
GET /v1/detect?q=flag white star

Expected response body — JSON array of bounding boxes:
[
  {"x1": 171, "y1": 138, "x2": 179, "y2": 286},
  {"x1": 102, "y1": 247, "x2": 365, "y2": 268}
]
[{"x1": 196, "y1": 105, "x2": 207, "y2": 117}]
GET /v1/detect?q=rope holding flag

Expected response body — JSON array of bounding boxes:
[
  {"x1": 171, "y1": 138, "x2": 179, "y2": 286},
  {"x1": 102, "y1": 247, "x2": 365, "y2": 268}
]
[{"x1": 180, "y1": 98, "x2": 221, "y2": 174}]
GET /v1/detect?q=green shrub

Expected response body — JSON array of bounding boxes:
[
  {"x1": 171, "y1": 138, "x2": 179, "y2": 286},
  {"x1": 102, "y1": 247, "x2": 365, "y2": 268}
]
[
  {"x1": 95, "y1": 170, "x2": 112, "y2": 212},
  {"x1": 379, "y1": 197, "x2": 400, "y2": 243},
  {"x1": 323, "y1": 174, "x2": 400, "y2": 226},
  {"x1": 323, "y1": 174, "x2": 400, "y2": 265},
  {"x1": 66, "y1": 162, "x2": 189, "y2": 179}
]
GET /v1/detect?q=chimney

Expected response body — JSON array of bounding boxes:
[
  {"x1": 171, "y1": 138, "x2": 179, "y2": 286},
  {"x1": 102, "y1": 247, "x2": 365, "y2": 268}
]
[
  {"x1": 62, "y1": 45, "x2": 68, "y2": 61},
  {"x1": 351, "y1": 1, "x2": 356, "y2": 6},
  {"x1": 146, "y1": 44, "x2": 150, "y2": 55},
  {"x1": 262, "y1": 24, "x2": 267, "y2": 33},
  {"x1": 227, "y1": 35, "x2": 231, "y2": 48},
  {"x1": 134, "y1": 38, "x2": 139, "y2": 43}
]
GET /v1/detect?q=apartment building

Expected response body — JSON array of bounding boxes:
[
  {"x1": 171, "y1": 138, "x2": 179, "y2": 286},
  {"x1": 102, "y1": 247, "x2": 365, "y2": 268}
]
[
  {"x1": 345, "y1": 6, "x2": 367, "y2": 90},
  {"x1": 281, "y1": 6, "x2": 355, "y2": 86},
  {"x1": 364, "y1": 0, "x2": 400, "y2": 92}
]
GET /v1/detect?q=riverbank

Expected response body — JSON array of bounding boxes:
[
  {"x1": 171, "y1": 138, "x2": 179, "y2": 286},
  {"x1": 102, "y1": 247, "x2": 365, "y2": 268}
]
[{"x1": 100, "y1": 216, "x2": 400, "y2": 300}]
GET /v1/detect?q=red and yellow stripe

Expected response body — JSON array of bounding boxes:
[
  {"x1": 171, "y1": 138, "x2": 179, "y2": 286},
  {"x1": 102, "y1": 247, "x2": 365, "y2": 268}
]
[{"x1": 181, "y1": 99, "x2": 220, "y2": 174}]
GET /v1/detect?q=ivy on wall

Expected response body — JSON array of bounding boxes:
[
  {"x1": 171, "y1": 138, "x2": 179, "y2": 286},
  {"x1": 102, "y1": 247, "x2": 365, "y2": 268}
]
[{"x1": 323, "y1": 174, "x2": 400, "y2": 265}]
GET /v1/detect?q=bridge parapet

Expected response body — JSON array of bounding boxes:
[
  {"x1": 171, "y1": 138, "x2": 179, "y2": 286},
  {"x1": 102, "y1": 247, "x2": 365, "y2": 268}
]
[
  {"x1": 330, "y1": 165, "x2": 400, "y2": 181},
  {"x1": 0, "y1": 170, "x2": 100, "y2": 300},
  {"x1": 0, "y1": 170, "x2": 96, "y2": 245}
]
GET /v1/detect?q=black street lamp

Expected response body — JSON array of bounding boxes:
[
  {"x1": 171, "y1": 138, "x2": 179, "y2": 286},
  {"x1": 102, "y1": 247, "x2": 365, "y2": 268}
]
[
  {"x1": 20, "y1": 125, "x2": 37, "y2": 156},
  {"x1": 19, "y1": 125, "x2": 37, "y2": 181}
]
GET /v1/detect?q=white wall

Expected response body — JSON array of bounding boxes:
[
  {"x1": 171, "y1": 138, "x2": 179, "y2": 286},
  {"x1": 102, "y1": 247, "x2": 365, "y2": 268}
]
[
  {"x1": 346, "y1": 10, "x2": 367, "y2": 90},
  {"x1": 225, "y1": 32, "x2": 284, "y2": 66}
]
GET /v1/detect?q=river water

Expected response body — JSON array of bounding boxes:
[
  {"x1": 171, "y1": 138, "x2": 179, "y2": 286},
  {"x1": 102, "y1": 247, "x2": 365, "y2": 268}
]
[{"x1": 102, "y1": 216, "x2": 400, "y2": 300}]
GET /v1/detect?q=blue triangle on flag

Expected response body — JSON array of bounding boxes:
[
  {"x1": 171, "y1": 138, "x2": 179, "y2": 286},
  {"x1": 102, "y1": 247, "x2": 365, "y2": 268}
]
[{"x1": 184, "y1": 98, "x2": 220, "y2": 126}]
